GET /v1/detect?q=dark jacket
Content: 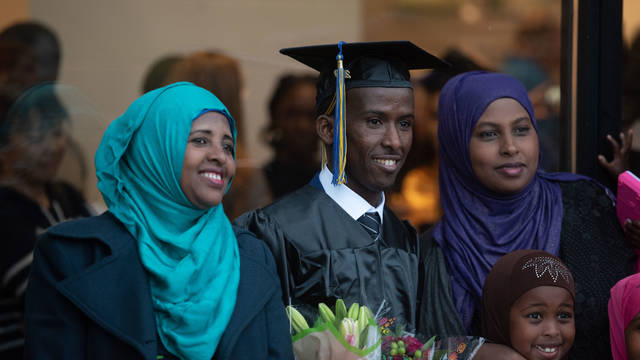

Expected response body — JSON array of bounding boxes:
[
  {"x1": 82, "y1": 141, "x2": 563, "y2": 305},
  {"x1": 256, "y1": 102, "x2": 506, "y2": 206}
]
[
  {"x1": 0, "y1": 182, "x2": 91, "y2": 359},
  {"x1": 24, "y1": 212, "x2": 294, "y2": 360}
]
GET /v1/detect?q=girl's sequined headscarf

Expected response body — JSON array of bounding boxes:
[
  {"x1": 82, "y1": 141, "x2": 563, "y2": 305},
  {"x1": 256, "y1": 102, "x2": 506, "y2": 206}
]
[{"x1": 482, "y1": 249, "x2": 575, "y2": 346}]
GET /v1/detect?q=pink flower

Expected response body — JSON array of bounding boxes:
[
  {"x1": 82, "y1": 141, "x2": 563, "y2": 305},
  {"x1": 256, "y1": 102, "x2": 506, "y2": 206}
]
[
  {"x1": 339, "y1": 318, "x2": 358, "y2": 346},
  {"x1": 403, "y1": 335, "x2": 423, "y2": 353},
  {"x1": 345, "y1": 334, "x2": 357, "y2": 347}
]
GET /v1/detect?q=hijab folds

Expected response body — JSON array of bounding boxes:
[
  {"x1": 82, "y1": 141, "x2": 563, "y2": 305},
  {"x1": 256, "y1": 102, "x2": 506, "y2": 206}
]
[
  {"x1": 609, "y1": 273, "x2": 640, "y2": 360},
  {"x1": 95, "y1": 82, "x2": 240, "y2": 360},
  {"x1": 481, "y1": 249, "x2": 575, "y2": 346},
  {"x1": 434, "y1": 71, "x2": 584, "y2": 330}
]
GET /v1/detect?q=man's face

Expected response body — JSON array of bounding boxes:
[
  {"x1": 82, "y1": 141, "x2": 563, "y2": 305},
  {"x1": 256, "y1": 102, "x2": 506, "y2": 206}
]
[{"x1": 343, "y1": 86, "x2": 414, "y2": 205}]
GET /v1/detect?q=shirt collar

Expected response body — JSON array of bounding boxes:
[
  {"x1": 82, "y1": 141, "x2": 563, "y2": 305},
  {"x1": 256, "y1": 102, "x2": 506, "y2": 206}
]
[{"x1": 318, "y1": 166, "x2": 385, "y2": 223}]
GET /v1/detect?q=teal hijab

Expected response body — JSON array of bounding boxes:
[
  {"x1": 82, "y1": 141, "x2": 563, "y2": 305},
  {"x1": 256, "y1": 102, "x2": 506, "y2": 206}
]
[{"x1": 95, "y1": 82, "x2": 240, "y2": 360}]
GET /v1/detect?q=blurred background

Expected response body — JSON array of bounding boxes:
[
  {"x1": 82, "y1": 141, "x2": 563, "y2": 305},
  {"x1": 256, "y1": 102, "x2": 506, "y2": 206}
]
[
  {"x1": 1, "y1": 0, "x2": 639, "y2": 223},
  {"x1": 3, "y1": 2, "x2": 640, "y2": 357}
]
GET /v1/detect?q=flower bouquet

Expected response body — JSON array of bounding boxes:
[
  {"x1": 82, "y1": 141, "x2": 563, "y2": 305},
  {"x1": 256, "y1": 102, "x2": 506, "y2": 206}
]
[
  {"x1": 381, "y1": 331, "x2": 435, "y2": 359},
  {"x1": 379, "y1": 323, "x2": 484, "y2": 360},
  {"x1": 286, "y1": 300, "x2": 381, "y2": 360}
]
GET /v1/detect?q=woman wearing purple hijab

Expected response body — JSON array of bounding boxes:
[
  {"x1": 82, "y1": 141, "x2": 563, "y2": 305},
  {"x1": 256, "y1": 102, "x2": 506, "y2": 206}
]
[{"x1": 426, "y1": 71, "x2": 633, "y2": 359}]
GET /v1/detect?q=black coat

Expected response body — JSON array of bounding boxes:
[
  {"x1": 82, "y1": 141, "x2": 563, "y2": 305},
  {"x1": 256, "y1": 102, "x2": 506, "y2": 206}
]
[
  {"x1": 24, "y1": 212, "x2": 294, "y2": 360},
  {"x1": 234, "y1": 181, "x2": 422, "y2": 331}
]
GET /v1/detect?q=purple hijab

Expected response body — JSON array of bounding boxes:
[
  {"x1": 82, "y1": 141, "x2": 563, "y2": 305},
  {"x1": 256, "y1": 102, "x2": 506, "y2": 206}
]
[{"x1": 434, "y1": 71, "x2": 586, "y2": 330}]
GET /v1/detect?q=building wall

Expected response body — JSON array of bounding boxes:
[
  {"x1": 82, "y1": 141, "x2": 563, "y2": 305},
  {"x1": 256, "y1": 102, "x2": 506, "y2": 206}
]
[
  {"x1": 0, "y1": 0, "x2": 28, "y2": 30},
  {"x1": 27, "y1": 0, "x2": 361, "y2": 206},
  {"x1": 624, "y1": 0, "x2": 640, "y2": 43}
]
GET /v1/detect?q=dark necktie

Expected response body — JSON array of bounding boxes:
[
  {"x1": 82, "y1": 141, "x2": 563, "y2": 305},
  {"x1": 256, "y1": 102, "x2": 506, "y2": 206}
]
[{"x1": 357, "y1": 211, "x2": 381, "y2": 241}]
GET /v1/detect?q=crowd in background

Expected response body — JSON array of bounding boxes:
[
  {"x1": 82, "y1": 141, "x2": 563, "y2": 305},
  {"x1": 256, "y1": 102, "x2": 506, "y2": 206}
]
[{"x1": 1, "y1": 12, "x2": 640, "y2": 360}]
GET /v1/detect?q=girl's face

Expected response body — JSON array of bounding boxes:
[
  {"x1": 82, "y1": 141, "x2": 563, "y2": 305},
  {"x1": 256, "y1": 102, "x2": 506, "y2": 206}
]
[
  {"x1": 626, "y1": 312, "x2": 640, "y2": 360},
  {"x1": 509, "y1": 286, "x2": 575, "y2": 360},
  {"x1": 469, "y1": 98, "x2": 539, "y2": 195},
  {"x1": 180, "y1": 111, "x2": 235, "y2": 209}
]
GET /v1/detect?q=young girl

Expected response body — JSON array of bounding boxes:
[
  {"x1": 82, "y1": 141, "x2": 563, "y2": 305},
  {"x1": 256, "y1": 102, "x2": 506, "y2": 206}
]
[
  {"x1": 482, "y1": 249, "x2": 576, "y2": 360},
  {"x1": 609, "y1": 273, "x2": 640, "y2": 360}
]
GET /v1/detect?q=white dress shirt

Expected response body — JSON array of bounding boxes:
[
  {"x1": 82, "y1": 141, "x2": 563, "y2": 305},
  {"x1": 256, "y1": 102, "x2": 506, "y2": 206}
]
[{"x1": 318, "y1": 166, "x2": 384, "y2": 224}]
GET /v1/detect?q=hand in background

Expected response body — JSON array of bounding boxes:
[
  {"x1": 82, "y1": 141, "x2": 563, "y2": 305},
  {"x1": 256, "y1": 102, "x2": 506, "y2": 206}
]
[
  {"x1": 598, "y1": 129, "x2": 633, "y2": 180},
  {"x1": 625, "y1": 219, "x2": 640, "y2": 250}
]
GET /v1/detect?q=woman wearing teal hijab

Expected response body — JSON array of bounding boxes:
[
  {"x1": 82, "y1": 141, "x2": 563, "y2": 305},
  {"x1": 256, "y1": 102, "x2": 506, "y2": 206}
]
[{"x1": 24, "y1": 82, "x2": 294, "y2": 360}]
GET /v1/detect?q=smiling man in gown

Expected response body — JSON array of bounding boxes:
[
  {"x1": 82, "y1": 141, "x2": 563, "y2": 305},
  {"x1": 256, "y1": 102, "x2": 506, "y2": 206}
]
[{"x1": 234, "y1": 41, "x2": 450, "y2": 332}]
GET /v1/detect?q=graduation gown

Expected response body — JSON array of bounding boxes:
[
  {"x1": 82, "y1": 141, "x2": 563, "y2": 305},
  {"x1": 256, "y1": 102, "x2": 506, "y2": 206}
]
[{"x1": 234, "y1": 181, "x2": 421, "y2": 330}]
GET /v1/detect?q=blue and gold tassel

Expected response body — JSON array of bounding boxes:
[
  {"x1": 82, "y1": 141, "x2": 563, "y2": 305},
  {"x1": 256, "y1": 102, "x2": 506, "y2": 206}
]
[{"x1": 332, "y1": 41, "x2": 348, "y2": 185}]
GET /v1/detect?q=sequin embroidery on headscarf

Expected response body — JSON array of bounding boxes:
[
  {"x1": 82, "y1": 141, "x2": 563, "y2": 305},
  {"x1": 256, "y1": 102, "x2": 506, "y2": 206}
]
[
  {"x1": 433, "y1": 71, "x2": 586, "y2": 330},
  {"x1": 609, "y1": 273, "x2": 640, "y2": 360},
  {"x1": 481, "y1": 249, "x2": 575, "y2": 346},
  {"x1": 95, "y1": 82, "x2": 239, "y2": 360}
]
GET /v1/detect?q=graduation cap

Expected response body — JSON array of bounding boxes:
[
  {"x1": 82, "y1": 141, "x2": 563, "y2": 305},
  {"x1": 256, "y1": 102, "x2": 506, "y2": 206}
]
[{"x1": 280, "y1": 41, "x2": 447, "y2": 185}]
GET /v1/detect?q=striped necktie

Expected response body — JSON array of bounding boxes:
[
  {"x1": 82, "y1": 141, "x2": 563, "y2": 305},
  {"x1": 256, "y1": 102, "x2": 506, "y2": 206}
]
[{"x1": 357, "y1": 211, "x2": 381, "y2": 241}]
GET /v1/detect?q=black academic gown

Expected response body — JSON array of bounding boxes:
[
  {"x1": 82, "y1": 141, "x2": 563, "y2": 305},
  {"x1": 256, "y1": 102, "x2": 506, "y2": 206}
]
[{"x1": 234, "y1": 177, "x2": 421, "y2": 330}]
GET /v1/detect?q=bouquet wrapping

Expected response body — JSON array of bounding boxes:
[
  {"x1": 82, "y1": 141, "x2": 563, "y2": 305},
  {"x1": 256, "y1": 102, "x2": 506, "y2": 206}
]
[{"x1": 287, "y1": 300, "x2": 381, "y2": 360}]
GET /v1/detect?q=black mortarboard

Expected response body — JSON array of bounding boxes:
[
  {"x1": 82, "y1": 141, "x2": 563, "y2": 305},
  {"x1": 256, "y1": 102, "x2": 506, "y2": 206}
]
[
  {"x1": 279, "y1": 41, "x2": 447, "y2": 185},
  {"x1": 280, "y1": 41, "x2": 448, "y2": 113}
]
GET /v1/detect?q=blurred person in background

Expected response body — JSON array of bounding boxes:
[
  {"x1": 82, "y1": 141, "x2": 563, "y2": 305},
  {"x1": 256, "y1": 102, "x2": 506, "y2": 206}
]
[
  {"x1": 500, "y1": 10, "x2": 562, "y2": 172},
  {"x1": 140, "y1": 53, "x2": 183, "y2": 94},
  {"x1": 263, "y1": 73, "x2": 319, "y2": 200},
  {"x1": 166, "y1": 50, "x2": 272, "y2": 219},
  {"x1": 0, "y1": 21, "x2": 89, "y2": 197},
  {"x1": 594, "y1": 31, "x2": 640, "y2": 261},
  {"x1": 0, "y1": 83, "x2": 92, "y2": 359},
  {"x1": 615, "y1": 31, "x2": 640, "y2": 176},
  {"x1": 388, "y1": 49, "x2": 486, "y2": 231},
  {"x1": 0, "y1": 21, "x2": 60, "y2": 98}
]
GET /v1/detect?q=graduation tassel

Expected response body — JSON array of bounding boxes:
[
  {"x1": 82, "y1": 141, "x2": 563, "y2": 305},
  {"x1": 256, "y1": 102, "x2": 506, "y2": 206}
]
[
  {"x1": 321, "y1": 96, "x2": 336, "y2": 171},
  {"x1": 332, "y1": 41, "x2": 348, "y2": 185},
  {"x1": 321, "y1": 143, "x2": 328, "y2": 171}
]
